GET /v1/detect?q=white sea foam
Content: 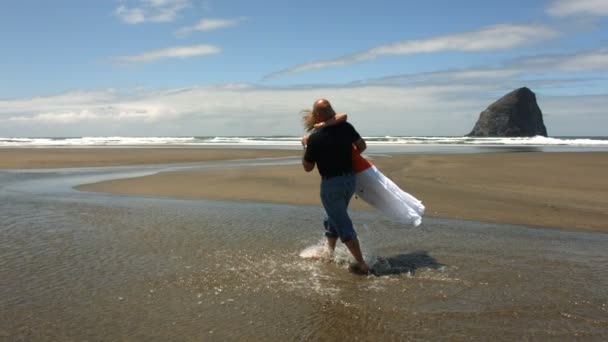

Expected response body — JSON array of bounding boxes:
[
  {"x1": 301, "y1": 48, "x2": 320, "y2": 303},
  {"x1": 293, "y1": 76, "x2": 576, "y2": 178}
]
[
  {"x1": 0, "y1": 136, "x2": 199, "y2": 146},
  {"x1": 299, "y1": 244, "x2": 331, "y2": 260},
  {"x1": 0, "y1": 135, "x2": 607, "y2": 147},
  {"x1": 363, "y1": 136, "x2": 608, "y2": 146}
]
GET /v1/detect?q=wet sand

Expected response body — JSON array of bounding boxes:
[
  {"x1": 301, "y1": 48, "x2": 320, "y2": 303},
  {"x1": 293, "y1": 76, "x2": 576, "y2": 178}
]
[
  {"x1": 1, "y1": 148, "x2": 606, "y2": 231},
  {"x1": 0, "y1": 147, "x2": 296, "y2": 169},
  {"x1": 2, "y1": 185, "x2": 607, "y2": 340},
  {"x1": 73, "y1": 150, "x2": 608, "y2": 232},
  {"x1": 2, "y1": 149, "x2": 608, "y2": 340}
]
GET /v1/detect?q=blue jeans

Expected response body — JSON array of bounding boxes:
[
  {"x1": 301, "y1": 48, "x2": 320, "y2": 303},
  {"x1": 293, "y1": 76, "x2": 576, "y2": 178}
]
[{"x1": 320, "y1": 174, "x2": 357, "y2": 243}]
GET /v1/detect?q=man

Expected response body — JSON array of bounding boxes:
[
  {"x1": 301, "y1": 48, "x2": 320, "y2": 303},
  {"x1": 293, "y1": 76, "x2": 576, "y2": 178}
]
[{"x1": 302, "y1": 99, "x2": 370, "y2": 274}]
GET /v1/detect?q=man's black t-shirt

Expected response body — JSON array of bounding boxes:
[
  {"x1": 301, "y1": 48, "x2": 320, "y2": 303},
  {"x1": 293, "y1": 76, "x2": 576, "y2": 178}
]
[{"x1": 304, "y1": 122, "x2": 361, "y2": 178}]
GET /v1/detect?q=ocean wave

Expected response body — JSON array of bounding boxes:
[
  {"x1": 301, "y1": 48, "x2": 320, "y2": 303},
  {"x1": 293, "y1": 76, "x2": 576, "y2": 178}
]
[
  {"x1": 363, "y1": 136, "x2": 608, "y2": 146},
  {"x1": 0, "y1": 135, "x2": 607, "y2": 147}
]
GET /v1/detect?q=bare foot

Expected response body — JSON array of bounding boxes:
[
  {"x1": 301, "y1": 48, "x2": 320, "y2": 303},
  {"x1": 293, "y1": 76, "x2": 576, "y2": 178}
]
[{"x1": 349, "y1": 262, "x2": 370, "y2": 275}]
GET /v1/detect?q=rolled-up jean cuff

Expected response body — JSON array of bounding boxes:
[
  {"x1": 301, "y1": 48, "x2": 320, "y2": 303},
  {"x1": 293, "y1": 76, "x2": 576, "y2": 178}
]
[
  {"x1": 338, "y1": 232, "x2": 356, "y2": 243},
  {"x1": 323, "y1": 220, "x2": 339, "y2": 239},
  {"x1": 325, "y1": 229, "x2": 355, "y2": 243},
  {"x1": 324, "y1": 231, "x2": 339, "y2": 239}
]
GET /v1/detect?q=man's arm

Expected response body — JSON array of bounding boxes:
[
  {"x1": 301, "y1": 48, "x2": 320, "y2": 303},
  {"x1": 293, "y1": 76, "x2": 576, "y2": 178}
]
[
  {"x1": 354, "y1": 137, "x2": 367, "y2": 153},
  {"x1": 302, "y1": 155, "x2": 315, "y2": 172},
  {"x1": 302, "y1": 141, "x2": 315, "y2": 172}
]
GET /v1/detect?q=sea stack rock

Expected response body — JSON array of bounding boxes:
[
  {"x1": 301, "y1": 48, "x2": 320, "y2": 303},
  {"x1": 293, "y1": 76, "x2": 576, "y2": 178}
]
[{"x1": 468, "y1": 87, "x2": 547, "y2": 137}]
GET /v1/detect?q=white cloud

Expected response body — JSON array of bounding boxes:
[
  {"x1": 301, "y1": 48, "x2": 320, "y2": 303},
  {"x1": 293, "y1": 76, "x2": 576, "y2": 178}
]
[
  {"x1": 116, "y1": 6, "x2": 146, "y2": 24},
  {"x1": 0, "y1": 89, "x2": 181, "y2": 126},
  {"x1": 112, "y1": 44, "x2": 221, "y2": 64},
  {"x1": 4, "y1": 45, "x2": 608, "y2": 137},
  {"x1": 176, "y1": 17, "x2": 246, "y2": 35},
  {"x1": 364, "y1": 68, "x2": 520, "y2": 86},
  {"x1": 115, "y1": 0, "x2": 191, "y2": 24},
  {"x1": 0, "y1": 91, "x2": 120, "y2": 113},
  {"x1": 0, "y1": 84, "x2": 488, "y2": 136},
  {"x1": 362, "y1": 48, "x2": 608, "y2": 87},
  {"x1": 542, "y1": 95, "x2": 608, "y2": 135},
  {"x1": 265, "y1": 24, "x2": 559, "y2": 79},
  {"x1": 10, "y1": 110, "x2": 103, "y2": 124},
  {"x1": 504, "y1": 48, "x2": 608, "y2": 74},
  {"x1": 547, "y1": 0, "x2": 608, "y2": 17},
  {"x1": 552, "y1": 49, "x2": 608, "y2": 71},
  {"x1": 1, "y1": 80, "x2": 606, "y2": 137},
  {"x1": 543, "y1": 95, "x2": 608, "y2": 117}
]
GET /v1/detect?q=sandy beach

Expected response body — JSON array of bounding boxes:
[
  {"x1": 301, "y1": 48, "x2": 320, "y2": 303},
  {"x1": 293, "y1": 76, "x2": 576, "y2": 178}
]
[
  {"x1": 3, "y1": 148, "x2": 603, "y2": 232},
  {"x1": 3, "y1": 147, "x2": 608, "y2": 340},
  {"x1": 0, "y1": 148, "x2": 296, "y2": 169}
]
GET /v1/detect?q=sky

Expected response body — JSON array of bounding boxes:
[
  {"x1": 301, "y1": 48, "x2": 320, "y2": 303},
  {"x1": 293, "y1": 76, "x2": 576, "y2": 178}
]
[{"x1": 1, "y1": 0, "x2": 607, "y2": 137}]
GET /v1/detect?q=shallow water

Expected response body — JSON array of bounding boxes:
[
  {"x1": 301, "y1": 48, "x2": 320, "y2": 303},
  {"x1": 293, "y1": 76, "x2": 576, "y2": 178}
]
[{"x1": 1, "y1": 162, "x2": 607, "y2": 341}]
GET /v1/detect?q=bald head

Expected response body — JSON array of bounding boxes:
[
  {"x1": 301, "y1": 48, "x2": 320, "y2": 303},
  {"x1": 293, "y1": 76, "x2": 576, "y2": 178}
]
[{"x1": 313, "y1": 98, "x2": 336, "y2": 122}]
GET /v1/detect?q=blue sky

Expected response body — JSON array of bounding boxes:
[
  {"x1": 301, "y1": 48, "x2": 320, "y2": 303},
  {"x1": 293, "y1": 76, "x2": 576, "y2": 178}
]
[{"x1": 1, "y1": 0, "x2": 607, "y2": 136}]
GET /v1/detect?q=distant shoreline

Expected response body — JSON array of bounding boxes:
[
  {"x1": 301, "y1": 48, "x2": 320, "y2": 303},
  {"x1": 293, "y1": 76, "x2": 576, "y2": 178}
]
[{"x1": 2, "y1": 135, "x2": 608, "y2": 149}]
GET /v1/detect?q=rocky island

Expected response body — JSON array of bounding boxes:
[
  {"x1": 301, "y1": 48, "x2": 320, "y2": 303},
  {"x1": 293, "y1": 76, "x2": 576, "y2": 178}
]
[{"x1": 468, "y1": 87, "x2": 548, "y2": 137}]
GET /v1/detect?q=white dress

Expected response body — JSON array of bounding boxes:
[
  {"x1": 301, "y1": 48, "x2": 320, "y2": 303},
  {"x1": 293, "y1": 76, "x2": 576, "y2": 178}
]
[{"x1": 353, "y1": 153, "x2": 425, "y2": 226}]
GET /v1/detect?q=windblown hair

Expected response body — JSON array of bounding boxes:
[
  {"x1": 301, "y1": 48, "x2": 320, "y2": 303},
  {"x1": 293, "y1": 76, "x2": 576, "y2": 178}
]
[
  {"x1": 302, "y1": 99, "x2": 337, "y2": 132},
  {"x1": 301, "y1": 109, "x2": 316, "y2": 132}
]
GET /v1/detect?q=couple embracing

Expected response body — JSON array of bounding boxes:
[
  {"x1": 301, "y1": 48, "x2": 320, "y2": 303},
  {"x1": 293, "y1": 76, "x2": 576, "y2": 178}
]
[{"x1": 301, "y1": 99, "x2": 425, "y2": 275}]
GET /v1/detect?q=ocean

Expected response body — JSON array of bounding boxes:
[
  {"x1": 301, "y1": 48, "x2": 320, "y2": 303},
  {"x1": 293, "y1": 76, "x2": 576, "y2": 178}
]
[
  {"x1": 2, "y1": 135, "x2": 608, "y2": 156},
  {"x1": 2, "y1": 135, "x2": 608, "y2": 147}
]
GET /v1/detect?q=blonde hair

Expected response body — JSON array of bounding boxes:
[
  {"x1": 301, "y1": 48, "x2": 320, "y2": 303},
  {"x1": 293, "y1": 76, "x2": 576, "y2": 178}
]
[{"x1": 301, "y1": 109, "x2": 316, "y2": 132}]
